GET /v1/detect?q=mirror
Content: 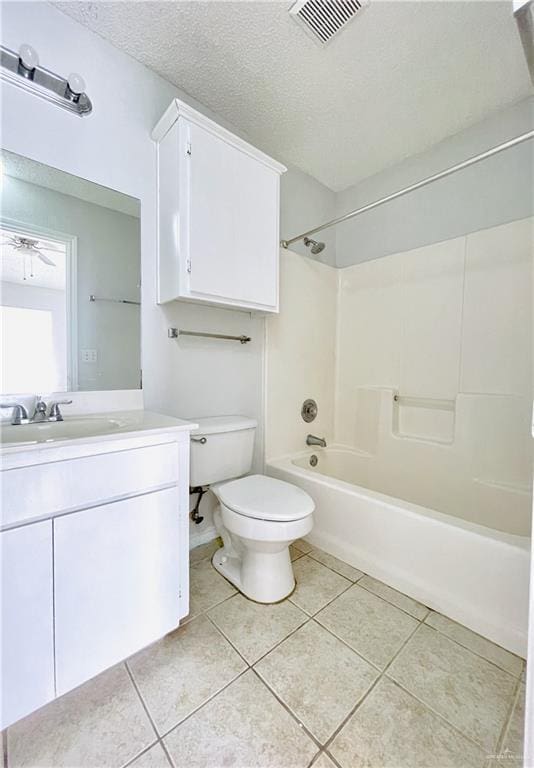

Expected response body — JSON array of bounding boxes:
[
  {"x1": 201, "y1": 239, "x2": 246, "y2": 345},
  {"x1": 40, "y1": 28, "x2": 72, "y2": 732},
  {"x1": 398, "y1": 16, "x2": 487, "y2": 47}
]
[{"x1": 0, "y1": 150, "x2": 141, "y2": 393}]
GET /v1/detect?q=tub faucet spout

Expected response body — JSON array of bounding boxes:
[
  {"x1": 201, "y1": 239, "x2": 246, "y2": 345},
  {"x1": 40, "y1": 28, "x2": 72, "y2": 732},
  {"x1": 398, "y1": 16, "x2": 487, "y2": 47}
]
[{"x1": 306, "y1": 434, "x2": 327, "y2": 448}]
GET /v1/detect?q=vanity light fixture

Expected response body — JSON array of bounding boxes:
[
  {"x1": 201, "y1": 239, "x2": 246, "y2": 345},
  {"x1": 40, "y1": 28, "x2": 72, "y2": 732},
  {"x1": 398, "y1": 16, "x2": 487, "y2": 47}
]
[{"x1": 0, "y1": 44, "x2": 92, "y2": 116}]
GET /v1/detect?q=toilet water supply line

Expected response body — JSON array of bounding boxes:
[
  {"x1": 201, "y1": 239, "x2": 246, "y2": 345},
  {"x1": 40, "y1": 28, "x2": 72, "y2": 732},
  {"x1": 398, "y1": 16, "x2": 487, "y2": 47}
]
[{"x1": 280, "y1": 129, "x2": 534, "y2": 249}]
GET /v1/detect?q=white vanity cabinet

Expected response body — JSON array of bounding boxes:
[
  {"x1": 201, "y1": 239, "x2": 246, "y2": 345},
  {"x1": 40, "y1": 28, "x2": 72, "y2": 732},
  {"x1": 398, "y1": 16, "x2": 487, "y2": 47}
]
[
  {"x1": 153, "y1": 99, "x2": 286, "y2": 312},
  {"x1": 1, "y1": 521, "x2": 55, "y2": 728},
  {"x1": 54, "y1": 488, "x2": 181, "y2": 694},
  {"x1": 0, "y1": 412, "x2": 194, "y2": 730}
]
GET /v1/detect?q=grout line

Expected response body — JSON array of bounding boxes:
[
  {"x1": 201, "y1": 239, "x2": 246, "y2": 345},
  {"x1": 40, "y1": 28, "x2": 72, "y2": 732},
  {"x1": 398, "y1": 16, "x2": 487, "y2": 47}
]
[
  {"x1": 386, "y1": 675, "x2": 492, "y2": 756},
  {"x1": 491, "y1": 671, "x2": 524, "y2": 760},
  {"x1": 124, "y1": 662, "x2": 160, "y2": 741},
  {"x1": 324, "y1": 748, "x2": 345, "y2": 768},
  {"x1": 418, "y1": 622, "x2": 522, "y2": 680},
  {"x1": 120, "y1": 738, "x2": 160, "y2": 768},
  {"x1": 158, "y1": 737, "x2": 176, "y2": 768},
  {"x1": 350, "y1": 579, "x2": 430, "y2": 623},
  {"x1": 320, "y1": 611, "x2": 424, "y2": 753},
  {"x1": 250, "y1": 667, "x2": 323, "y2": 751},
  {"x1": 159, "y1": 667, "x2": 250, "y2": 742},
  {"x1": 205, "y1": 614, "x2": 253, "y2": 668}
]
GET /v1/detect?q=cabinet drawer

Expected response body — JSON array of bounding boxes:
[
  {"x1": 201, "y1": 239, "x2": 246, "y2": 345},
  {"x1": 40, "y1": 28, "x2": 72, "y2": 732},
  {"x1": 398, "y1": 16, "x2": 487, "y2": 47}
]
[
  {"x1": 54, "y1": 487, "x2": 181, "y2": 695},
  {"x1": 1, "y1": 441, "x2": 179, "y2": 528}
]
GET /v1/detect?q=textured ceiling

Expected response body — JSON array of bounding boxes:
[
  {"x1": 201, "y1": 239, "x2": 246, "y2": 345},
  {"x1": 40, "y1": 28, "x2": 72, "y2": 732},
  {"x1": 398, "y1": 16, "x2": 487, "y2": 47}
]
[
  {"x1": 55, "y1": 0, "x2": 533, "y2": 191},
  {"x1": 2, "y1": 150, "x2": 140, "y2": 217}
]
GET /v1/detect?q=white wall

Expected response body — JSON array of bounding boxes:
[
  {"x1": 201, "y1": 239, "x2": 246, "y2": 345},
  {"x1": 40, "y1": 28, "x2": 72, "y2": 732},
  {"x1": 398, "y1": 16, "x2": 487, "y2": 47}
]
[
  {"x1": 280, "y1": 165, "x2": 336, "y2": 266},
  {"x1": 2, "y1": 176, "x2": 140, "y2": 391},
  {"x1": 0, "y1": 2, "x2": 332, "y2": 544},
  {"x1": 335, "y1": 97, "x2": 534, "y2": 268},
  {"x1": 265, "y1": 249, "x2": 337, "y2": 460}
]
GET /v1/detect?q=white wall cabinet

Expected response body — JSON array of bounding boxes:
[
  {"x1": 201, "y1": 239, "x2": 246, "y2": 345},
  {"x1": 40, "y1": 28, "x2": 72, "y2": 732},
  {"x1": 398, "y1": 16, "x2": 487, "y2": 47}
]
[
  {"x1": 0, "y1": 522, "x2": 55, "y2": 729},
  {"x1": 153, "y1": 99, "x2": 286, "y2": 313}
]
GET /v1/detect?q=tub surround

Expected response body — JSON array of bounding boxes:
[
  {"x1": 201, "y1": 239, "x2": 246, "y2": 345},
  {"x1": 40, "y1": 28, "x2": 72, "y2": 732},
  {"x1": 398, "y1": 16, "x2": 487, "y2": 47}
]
[
  {"x1": 266, "y1": 217, "x2": 534, "y2": 657},
  {"x1": 1, "y1": 411, "x2": 197, "y2": 730}
]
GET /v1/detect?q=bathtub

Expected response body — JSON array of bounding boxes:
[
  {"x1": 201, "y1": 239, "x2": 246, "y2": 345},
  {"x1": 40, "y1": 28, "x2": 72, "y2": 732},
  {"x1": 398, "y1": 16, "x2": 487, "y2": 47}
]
[{"x1": 267, "y1": 447, "x2": 531, "y2": 657}]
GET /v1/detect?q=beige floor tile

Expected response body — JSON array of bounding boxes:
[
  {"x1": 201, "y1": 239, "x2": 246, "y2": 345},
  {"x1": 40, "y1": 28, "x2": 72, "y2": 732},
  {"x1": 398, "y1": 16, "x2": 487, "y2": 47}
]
[
  {"x1": 492, "y1": 683, "x2": 526, "y2": 767},
  {"x1": 425, "y1": 612, "x2": 524, "y2": 677},
  {"x1": 7, "y1": 664, "x2": 154, "y2": 768},
  {"x1": 187, "y1": 558, "x2": 236, "y2": 619},
  {"x1": 359, "y1": 575, "x2": 429, "y2": 620},
  {"x1": 189, "y1": 538, "x2": 222, "y2": 565},
  {"x1": 316, "y1": 584, "x2": 418, "y2": 669},
  {"x1": 255, "y1": 620, "x2": 378, "y2": 744},
  {"x1": 290, "y1": 556, "x2": 351, "y2": 615},
  {"x1": 309, "y1": 549, "x2": 364, "y2": 582},
  {"x1": 330, "y1": 677, "x2": 485, "y2": 768},
  {"x1": 128, "y1": 743, "x2": 171, "y2": 768},
  {"x1": 208, "y1": 593, "x2": 308, "y2": 664},
  {"x1": 388, "y1": 624, "x2": 517, "y2": 752},
  {"x1": 128, "y1": 615, "x2": 246, "y2": 735},
  {"x1": 290, "y1": 544, "x2": 306, "y2": 561},
  {"x1": 293, "y1": 538, "x2": 313, "y2": 554},
  {"x1": 164, "y1": 671, "x2": 317, "y2": 768}
]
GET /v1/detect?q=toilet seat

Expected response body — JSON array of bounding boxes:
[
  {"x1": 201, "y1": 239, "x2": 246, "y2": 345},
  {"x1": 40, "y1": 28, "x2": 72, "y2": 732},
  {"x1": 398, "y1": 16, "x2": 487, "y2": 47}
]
[{"x1": 215, "y1": 474, "x2": 314, "y2": 523}]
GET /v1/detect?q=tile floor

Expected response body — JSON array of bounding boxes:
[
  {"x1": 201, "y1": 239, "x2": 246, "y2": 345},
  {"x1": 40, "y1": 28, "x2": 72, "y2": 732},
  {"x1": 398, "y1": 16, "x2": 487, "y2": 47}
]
[{"x1": 5, "y1": 538, "x2": 526, "y2": 768}]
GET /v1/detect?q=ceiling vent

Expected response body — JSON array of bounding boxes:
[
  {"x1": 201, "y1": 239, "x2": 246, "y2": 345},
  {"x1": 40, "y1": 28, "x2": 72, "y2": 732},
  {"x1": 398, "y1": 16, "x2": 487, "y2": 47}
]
[{"x1": 289, "y1": 0, "x2": 368, "y2": 46}]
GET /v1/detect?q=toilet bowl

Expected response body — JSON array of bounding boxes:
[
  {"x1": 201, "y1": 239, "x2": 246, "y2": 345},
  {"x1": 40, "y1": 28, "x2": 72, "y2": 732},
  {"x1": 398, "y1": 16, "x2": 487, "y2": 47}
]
[
  {"x1": 212, "y1": 474, "x2": 314, "y2": 603},
  {"x1": 189, "y1": 416, "x2": 315, "y2": 603}
]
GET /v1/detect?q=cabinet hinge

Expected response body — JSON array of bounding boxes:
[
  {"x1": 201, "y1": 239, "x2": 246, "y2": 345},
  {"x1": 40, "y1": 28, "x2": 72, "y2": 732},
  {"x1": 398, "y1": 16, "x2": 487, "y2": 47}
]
[
  {"x1": 186, "y1": 259, "x2": 192, "y2": 274},
  {"x1": 186, "y1": 142, "x2": 192, "y2": 157}
]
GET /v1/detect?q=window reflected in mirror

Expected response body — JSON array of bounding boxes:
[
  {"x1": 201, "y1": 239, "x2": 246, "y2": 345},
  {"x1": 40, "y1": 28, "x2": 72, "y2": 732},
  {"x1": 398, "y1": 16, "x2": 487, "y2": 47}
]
[{"x1": 0, "y1": 150, "x2": 141, "y2": 394}]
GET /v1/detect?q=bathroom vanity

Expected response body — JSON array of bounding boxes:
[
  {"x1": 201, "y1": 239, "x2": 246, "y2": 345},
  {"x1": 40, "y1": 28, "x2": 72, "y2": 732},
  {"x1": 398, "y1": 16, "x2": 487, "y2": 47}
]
[{"x1": 0, "y1": 411, "x2": 196, "y2": 730}]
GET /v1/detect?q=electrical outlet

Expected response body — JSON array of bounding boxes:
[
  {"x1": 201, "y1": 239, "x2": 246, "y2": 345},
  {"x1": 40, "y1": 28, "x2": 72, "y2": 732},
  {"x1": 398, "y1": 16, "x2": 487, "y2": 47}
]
[{"x1": 81, "y1": 349, "x2": 97, "y2": 363}]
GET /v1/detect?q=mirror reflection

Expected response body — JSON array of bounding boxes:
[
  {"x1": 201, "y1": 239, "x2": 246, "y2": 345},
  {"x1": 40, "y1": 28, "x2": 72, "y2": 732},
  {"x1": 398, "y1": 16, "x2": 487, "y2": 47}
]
[{"x1": 0, "y1": 150, "x2": 141, "y2": 393}]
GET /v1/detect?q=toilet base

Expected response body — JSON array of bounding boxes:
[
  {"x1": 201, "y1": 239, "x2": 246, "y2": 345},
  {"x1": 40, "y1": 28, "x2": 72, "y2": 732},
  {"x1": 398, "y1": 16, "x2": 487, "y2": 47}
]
[{"x1": 212, "y1": 545, "x2": 295, "y2": 604}]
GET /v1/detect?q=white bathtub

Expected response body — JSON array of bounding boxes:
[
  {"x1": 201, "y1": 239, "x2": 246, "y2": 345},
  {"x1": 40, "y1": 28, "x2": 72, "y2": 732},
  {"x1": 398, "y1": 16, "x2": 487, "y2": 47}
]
[{"x1": 267, "y1": 447, "x2": 531, "y2": 657}]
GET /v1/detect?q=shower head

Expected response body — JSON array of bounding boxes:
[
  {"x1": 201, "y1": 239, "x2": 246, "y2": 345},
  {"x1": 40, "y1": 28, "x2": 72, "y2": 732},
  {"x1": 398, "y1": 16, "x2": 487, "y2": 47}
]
[{"x1": 303, "y1": 236, "x2": 325, "y2": 255}]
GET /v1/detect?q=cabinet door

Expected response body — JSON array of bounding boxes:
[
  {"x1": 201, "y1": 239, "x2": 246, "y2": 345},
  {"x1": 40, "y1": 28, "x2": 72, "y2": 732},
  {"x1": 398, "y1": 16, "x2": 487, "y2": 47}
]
[
  {"x1": 184, "y1": 119, "x2": 279, "y2": 310},
  {"x1": 54, "y1": 488, "x2": 181, "y2": 695},
  {"x1": 1, "y1": 522, "x2": 54, "y2": 729}
]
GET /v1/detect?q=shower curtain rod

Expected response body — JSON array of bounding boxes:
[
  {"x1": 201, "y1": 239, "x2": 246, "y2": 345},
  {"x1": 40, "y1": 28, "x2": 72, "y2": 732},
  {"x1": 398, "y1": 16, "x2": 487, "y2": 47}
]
[{"x1": 280, "y1": 129, "x2": 534, "y2": 249}]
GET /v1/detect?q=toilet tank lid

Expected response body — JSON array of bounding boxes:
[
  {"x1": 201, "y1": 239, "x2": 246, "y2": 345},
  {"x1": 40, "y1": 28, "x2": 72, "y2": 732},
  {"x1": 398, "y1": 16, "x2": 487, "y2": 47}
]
[{"x1": 191, "y1": 415, "x2": 257, "y2": 436}]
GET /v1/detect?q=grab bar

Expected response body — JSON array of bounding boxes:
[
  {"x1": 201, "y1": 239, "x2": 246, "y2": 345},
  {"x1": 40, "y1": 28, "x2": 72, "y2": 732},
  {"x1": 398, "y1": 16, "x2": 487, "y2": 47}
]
[{"x1": 393, "y1": 394, "x2": 455, "y2": 411}]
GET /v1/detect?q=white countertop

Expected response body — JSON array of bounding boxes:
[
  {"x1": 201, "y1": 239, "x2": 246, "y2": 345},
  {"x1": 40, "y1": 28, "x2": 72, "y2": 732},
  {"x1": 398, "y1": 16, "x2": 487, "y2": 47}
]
[{"x1": 0, "y1": 410, "x2": 198, "y2": 455}]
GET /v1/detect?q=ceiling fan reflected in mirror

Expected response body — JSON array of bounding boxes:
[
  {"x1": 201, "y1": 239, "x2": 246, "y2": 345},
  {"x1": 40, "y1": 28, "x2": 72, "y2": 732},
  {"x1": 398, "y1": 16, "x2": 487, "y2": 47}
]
[{"x1": 1, "y1": 234, "x2": 62, "y2": 279}]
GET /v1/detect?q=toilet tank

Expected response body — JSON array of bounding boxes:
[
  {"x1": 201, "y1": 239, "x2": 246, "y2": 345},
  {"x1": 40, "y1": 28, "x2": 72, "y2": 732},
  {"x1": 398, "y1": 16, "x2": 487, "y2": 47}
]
[{"x1": 190, "y1": 416, "x2": 257, "y2": 487}]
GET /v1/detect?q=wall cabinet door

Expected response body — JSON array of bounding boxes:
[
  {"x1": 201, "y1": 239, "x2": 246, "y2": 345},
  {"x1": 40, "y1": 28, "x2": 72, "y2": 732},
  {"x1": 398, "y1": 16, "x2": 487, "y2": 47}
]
[
  {"x1": 184, "y1": 119, "x2": 280, "y2": 310},
  {"x1": 155, "y1": 99, "x2": 285, "y2": 312},
  {"x1": 1, "y1": 521, "x2": 54, "y2": 729},
  {"x1": 54, "y1": 488, "x2": 181, "y2": 695}
]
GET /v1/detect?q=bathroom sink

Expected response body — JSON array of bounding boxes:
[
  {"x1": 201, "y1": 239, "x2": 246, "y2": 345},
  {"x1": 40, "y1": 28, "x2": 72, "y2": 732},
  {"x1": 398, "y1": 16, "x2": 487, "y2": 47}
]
[
  {"x1": 0, "y1": 415, "x2": 124, "y2": 446},
  {"x1": 0, "y1": 411, "x2": 196, "y2": 450}
]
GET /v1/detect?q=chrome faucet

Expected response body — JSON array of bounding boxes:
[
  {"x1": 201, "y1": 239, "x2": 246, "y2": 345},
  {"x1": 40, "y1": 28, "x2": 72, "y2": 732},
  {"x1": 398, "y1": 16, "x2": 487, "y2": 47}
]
[
  {"x1": 306, "y1": 434, "x2": 327, "y2": 448},
  {"x1": 0, "y1": 402, "x2": 30, "y2": 425},
  {"x1": 48, "y1": 399, "x2": 73, "y2": 422},
  {"x1": 31, "y1": 395, "x2": 48, "y2": 422}
]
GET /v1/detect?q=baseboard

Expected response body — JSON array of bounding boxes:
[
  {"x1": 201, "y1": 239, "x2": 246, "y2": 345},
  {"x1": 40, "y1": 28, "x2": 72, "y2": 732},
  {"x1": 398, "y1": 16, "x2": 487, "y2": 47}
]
[{"x1": 189, "y1": 525, "x2": 218, "y2": 550}]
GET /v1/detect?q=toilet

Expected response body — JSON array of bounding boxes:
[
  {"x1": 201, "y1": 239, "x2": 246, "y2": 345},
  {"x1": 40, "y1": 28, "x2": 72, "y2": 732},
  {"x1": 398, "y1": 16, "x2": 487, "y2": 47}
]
[{"x1": 190, "y1": 416, "x2": 314, "y2": 603}]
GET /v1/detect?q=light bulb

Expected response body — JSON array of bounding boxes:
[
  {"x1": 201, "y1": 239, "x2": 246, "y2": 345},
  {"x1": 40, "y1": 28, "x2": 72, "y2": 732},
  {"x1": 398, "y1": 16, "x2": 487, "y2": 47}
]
[
  {"x1": 18, "y1": 43, "x2": 39, "y2": 71},
  {"x1": 67, "y1": 72, "x2": 85, "y2": 95}
]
